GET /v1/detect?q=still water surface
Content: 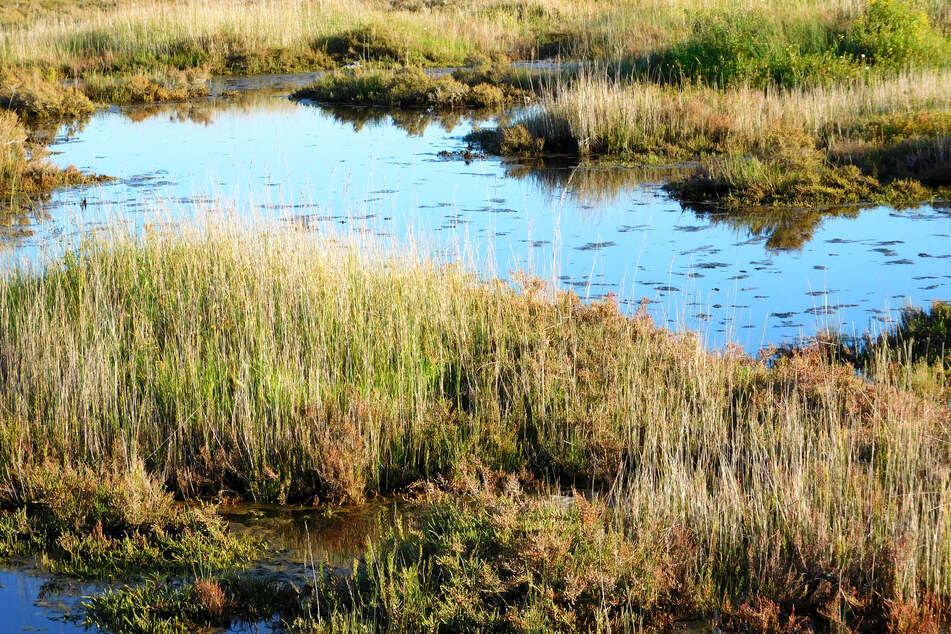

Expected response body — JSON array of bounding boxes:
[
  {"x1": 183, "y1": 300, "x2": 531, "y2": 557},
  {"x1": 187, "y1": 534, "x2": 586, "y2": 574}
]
[{"x1": 18, "y1": 76, "x2": 947, "y2": 349}]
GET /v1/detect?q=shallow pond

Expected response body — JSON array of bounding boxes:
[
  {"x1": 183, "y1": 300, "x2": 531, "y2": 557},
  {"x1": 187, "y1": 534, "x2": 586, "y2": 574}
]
[
  {"x1": 0, "y1": 564, "x2": 104, "y2": 633},
  {"x1": 11, "y1": 75, "x2": 945, "y2": 349}
]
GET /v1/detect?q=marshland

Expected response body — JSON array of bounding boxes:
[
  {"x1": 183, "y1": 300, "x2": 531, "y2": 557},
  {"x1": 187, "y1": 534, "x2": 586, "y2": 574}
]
[{"x1": 0, "y1": 0, "x2": 950, "y2": 632}]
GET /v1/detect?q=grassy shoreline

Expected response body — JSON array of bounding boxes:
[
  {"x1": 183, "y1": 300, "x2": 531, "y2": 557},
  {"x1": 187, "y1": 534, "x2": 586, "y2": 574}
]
[
  {"x1": 466, "y1": 70, "x2": 951, "y2": 208},
  {"x1": 0, "y1": 219, "x2": 947, "y2": 630}
]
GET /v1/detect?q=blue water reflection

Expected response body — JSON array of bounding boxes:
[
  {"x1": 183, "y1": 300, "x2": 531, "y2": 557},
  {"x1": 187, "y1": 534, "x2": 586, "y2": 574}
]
[{"x1": 25, "y1": 85, "x2": 949, "y2": 350}]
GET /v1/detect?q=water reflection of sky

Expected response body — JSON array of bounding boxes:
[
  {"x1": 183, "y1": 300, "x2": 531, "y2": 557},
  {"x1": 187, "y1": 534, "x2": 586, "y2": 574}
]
[
  {"x1": 22, "y1": 88, "x2": 950, "y2": 350},
  {"x1": 0, "y1": 567, "x2": 98, "y2": 633}
]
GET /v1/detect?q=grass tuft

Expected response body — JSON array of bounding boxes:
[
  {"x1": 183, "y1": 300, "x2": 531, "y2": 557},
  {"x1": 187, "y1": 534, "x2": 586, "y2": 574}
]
[{"x1": 0, "y1": 461, "x2": 260, "y2": 578}]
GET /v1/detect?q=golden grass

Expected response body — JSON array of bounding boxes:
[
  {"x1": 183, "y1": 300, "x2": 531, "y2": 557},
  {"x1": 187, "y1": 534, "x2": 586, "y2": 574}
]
[
  {"x1": 516, "y1": 68, "x2": 951, "y2": 157},
  {"x1": 2, "y1": 0, "x2": 931, "y2": 74}
]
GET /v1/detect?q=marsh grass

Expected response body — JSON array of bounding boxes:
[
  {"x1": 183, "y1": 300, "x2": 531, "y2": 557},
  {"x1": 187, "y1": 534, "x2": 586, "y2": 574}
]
[
  {"x1": 641, "y1": 0, "x2": 951, "y2": 89},
  {"x1": 5, "y1": 0, "x2": 950, "y2": 78},
  {"x1": 85, "y1": 574, "x2": 299, "y2": 633},
  {"x1": 82, "y1": 66, "x2": 211, "y2": 105},
  {"x1": 470, "y1": 69, "x2": 951, "y2": 207},
  {"x1": 0, "y1": 67, "x2": 95, "y2": 121},
  {"x1": 1, "y1": 217, "x2": 950, "y2": 629},
  {"x1": 0, "y1": 461, "x2": 260, "y2": 578},
  {"x1": 807, "y1": 301, "x2": 951, "y2": 405},
  {"x1": 292, "y1": 60, "x2": 537, "y2": 109},
  {"x1": 0, "y1": 110, "x2": 105, "y2": 211}
]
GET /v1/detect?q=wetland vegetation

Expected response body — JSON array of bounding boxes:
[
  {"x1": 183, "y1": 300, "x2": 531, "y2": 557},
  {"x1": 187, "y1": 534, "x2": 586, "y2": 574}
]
[
  {"x1": 0, "y1": 0, "x2": 950, "y2": 631},
  {"x1": 0, "y1": 221, "x2": 948, "y2": 631}
]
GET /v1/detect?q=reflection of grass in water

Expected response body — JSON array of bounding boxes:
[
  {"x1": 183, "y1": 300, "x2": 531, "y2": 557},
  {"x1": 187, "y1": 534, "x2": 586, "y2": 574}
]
[
  {"x1": 315, "y1": 102, "x2": 497, "y2": 137},
  {"x1": 224, "y1": 499, "x2": 417, "y2": 566},
  {"x1": 503, "y1": 158, "x2": 693, "y2": 207},
  {"x1": 693, "y1": 202, "x2": 864, "y2": 251}
]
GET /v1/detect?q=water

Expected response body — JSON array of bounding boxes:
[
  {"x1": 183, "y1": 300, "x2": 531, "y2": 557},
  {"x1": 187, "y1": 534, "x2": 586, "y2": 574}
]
[
  {"x1": 0, "y1": 565, "x2": 103, "y2": 633},
  {"x1": 15, "y1": 79, "x2": 945, "y2": 348}
]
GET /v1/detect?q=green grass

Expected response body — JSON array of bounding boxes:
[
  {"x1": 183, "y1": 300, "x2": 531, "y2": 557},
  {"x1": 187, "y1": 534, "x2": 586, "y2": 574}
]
[
  {"x1": 1, "y1": 220, "x2": 949, "y2": 629},
  {"x1": 292, "y1": 60, "x2": 537, "y2": 109},
  {"x1": 0, "y1": 461, "x2": 261, "y2": 578},
  {"x1": 85, "y1": 574, "x2": 299, "y2": 633},
  {"x1": 4, "y1": 0, "x2": 949, "y2": 80},
  {"x1": 642, "y1": 0, "x2": 951, "y2": 88}
]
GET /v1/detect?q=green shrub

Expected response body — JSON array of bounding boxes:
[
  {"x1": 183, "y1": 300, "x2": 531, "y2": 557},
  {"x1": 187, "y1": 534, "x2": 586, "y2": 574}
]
[
  {"x1": 652, "y1": 10, "x2": 849, "y2": 87},
  {"x1": 840, "y1": 0, "x2": 951, "y2": 69}
]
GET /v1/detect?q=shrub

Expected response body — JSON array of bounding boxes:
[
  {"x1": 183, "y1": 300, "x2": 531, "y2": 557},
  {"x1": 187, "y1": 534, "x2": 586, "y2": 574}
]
[{"x1": 840, "y1": 0, "x2": 951, "y2": 69}]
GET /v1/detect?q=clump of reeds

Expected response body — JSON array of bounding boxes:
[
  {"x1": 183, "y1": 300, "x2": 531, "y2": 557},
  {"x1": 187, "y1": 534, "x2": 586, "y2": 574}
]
[
  {"x1": 0, "y1": 67, "x2": 95, "y2": 121},
  {"x1": 292, "y1": 59, "x2": 538, "y2": 109}
]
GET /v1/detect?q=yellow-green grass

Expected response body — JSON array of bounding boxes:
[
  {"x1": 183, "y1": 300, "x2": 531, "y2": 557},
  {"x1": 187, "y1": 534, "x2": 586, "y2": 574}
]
[
  {"x1": 1, "y1": 217, "x2": 949, "y2": 630},
  {"x1": 292, "y1": 62, "x2": 538, "y2": 109},
  {"x1": 0, "y1": 461, "x2": 260, "y2": 578},
  {"x1": 3, "y1": 0, "x2": 949, "y2": 78},
  {"x1": 0, "y1": 67, "x2": 95, "y2": 121},
  {"x1": 469, "y1": 69, "x2": 951, "y2": 208},
  {"x1": 81, "y1": 66, "x2": 211, "y2": 105}
]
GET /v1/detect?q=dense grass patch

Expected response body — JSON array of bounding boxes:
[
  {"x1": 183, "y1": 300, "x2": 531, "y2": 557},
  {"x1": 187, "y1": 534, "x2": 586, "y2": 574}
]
[
  {"x1": 646, "y1": 0, "x2": 951, "y2": 88},
  {"x1": 292, "y1": 59, "x2": 538, "y2": 109},
  {"x1": 85, "y1": 574, "x2": 299, "y2": 633},
  {"x1": 0, "y1": 461, "x2": 260, "y2": 578},
  {"x1": 0, "y1": 67, "x2": 95, "y2": 121},
  {"x1": 82, "y1": 66, "x2": 210, "y2": 105},
  {"x1": 803, "y1": 301, "x2": 951, "y2": 405},
  {"x1": 469, "y1": 72, "x2": 951, "y2": 208},
  {"x1": 0, "y1": 221, "x2": 948, "y2": 629},
  {"x1": 87, "y1": 481, "x2": 951, "y2": 631}
]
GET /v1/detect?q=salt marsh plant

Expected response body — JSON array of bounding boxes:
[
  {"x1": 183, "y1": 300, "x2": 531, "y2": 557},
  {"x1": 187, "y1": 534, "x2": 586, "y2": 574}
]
[
  {"x1": 0, "y1": 217, "x2": 949, "y2": 628},
  {"x1": 0, "y1": 461, "x2": 260, "y2": 578}
]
